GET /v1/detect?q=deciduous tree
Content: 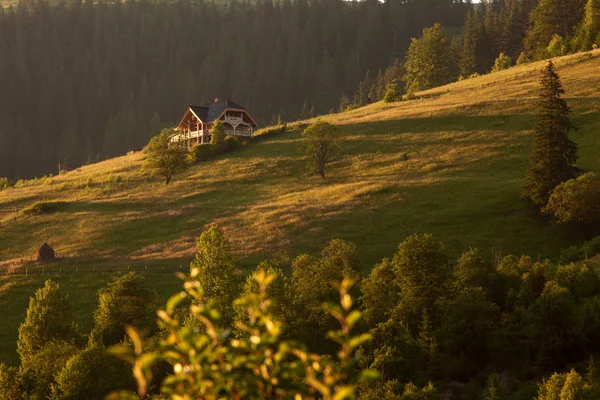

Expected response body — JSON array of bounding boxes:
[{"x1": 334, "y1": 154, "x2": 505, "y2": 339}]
[
  {"x1": 301, "y1": 120, "x2": 343, "y2": 179},
  {"x1": 144, "y1": 128, "x2": 188, "y2": 185},
  {"x1": 544, "y1": 172, "x2": 600, "y2": 225}
]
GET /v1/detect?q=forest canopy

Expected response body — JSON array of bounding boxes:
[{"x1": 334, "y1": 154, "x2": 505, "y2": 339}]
[{"x1": 0, "y1": 0, "x2": 468, "y2": 179}]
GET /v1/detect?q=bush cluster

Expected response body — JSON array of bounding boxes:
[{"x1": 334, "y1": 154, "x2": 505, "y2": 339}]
[
  {"x1": 559, "y1": 236, "x2": 600, "y2": 264},
  {"x1": 20, "y1": 200, "x2": 69, "y2": 215},
  {"x1": 188, "y1": 135, "x2": 247, "y2": 163}
]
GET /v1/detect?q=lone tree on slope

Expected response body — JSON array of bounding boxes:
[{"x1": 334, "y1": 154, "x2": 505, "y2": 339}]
[
  {"x1": 302, "y1": 120, "x2": 343, "y2": 179},
  {"x1": 524, "y1": 61, "x2": 578, "y2": 207},
  {"x1": 144, "y1": 128, "x2": 188, "y2": 185}
]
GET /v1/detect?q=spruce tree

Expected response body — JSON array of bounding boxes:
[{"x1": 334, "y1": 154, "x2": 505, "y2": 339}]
[
  {"x1": 524, "y1": 61, "x2": 578, "y2": 207},
  {"x1": 460, "y1": 10, "x2": 479, "y2": 78},
  {"x1": 403, "y1": 24, "x2": 454, "y2": 93},
  {"x1": 572, "y1": 0, "x2": 600, "y2": 51},
  {"x1": 524, "y1": 0, "x2": 586, "y2": 59},
  {"x1": 17, "y1": 280, "x2": 77, "y2": 363},
  {"x1": 190, "y1": 225, "x2": 241, "y2": 326}
]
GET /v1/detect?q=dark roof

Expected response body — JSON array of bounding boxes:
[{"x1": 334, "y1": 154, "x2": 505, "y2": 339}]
[
  {"x1": 37, "y1": 242, "x2": 55, "y2": 261},
  {"x1": 189, "y1": 99, "x2": 252, "y2": 123}
]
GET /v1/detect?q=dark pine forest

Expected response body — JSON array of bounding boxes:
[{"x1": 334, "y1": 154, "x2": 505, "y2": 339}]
[{"x1": 0, "y1": 0, "x2": 469, "y2": 179}]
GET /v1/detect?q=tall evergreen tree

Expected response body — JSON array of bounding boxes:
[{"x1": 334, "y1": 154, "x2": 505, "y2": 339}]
[
  {"x1": 524, "y1": 61, "x2": 578, "y2": 207},
  {"x1": 572, "y1": 0, "x2": 600, "y2": 51},
  {"x1": 524, "y1": 0, "x2": 587, "y2": 59},
  {"x1": 459, "y1": 10, "x2": 479, "y2": 78},
  {"x1": 17, "y1": 280, "x2": 78, "y2": 363},
  {"x1": 403, "y1": 24, "x2": 454, "y2": 93}
]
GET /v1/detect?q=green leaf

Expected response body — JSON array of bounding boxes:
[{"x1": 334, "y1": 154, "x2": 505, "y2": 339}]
[
  {"x1": 332, "y1": 386, "x2": 355, "y2": 400},
  {"x1": 345, "y1": 310, "x2": 362, "y2": 330},
  {"x1": 357, "y1": 369, "x2": 380, "y2": 383}
]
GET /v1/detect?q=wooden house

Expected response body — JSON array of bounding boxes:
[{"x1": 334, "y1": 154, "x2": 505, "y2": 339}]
[{"x1": 169, "y1": 99, "x2": 259, "y2": 148}]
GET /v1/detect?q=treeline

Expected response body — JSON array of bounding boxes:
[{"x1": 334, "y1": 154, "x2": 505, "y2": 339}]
[
  {"x1": 348, "y1": 0, "x2": 600, "y2": 106},
  {"x1": 0, "y1": 0, "x2": 470, "y2": 180},
  {"x1": 4, "y1": 225, "x2": 600, "y2": 398}
]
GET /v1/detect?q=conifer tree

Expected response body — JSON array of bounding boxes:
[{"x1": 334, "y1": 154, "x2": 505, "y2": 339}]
[
  {"x1": 91, "y1": 273, "x2": 155, "y2": 346},
  {"x1": 524, "y1": 0, "x2": 586, "y2": 59},
  {"x1": 17, "y1": 280, "x2": 77, "y2": 363},
  {"x1": 383, "y1": 82, "x2": 402, "y2": 103},
  {"x1": 403, "y1": 24, "x2": 454, "y2": 93},
  {"x1": 190, "y1": 224, "x2": 241, "y2": 326},
  {"x1": 210, "y1": 120, "x2": 227, "y2": 151},
  {"x1": 524, "y1": 61, "x2": 578, "y2": 207},
  {"x1": 460, "y1": 10, "x2": 479, "y2": 78},
  {"x1": 491, "y1": 52, "x2": 512, "y2": 72},
  {"x1": 572, "y1": 0, "x2": 600, "y2": 51}
]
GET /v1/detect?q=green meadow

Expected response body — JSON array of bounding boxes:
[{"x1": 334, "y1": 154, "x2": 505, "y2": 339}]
[{"x1": 1, "y1": 50, "x2": 600, "y2": 365}]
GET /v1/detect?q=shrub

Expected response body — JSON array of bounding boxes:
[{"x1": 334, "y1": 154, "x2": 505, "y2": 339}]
[
  {"x1": 543, "y1": 172, "x2": 600, "y2": 224},
  {"x1": 0, "y1": 177, "x2": 10, "y2": 190},
  {"x1": 20, "y1": 201, "x2": 69, "y2": 215},
  {"x1": 559, "y1": 236, "x2": 600, "y2": 264},
  {"x1": 188, "y1": 143, "x2": 215, "y2": 162},
  {"x1": 383, "y1": 82, "x2": 402, "y2": 103},
  {"x1": 491, "y1": 52, "x2": 512, "y2": 73},
  {"x1": 104, "y1": 174, "x2": 125, "y2": 187},
  {"x1": 252, "y1": 124, "x2": 287, "y2": 141},
  {"x1": 188, "y1": 136, "x2": 247, "y2": 163}
]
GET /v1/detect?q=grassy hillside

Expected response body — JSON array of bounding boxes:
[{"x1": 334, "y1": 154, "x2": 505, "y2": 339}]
[{"x1": 1, "y1": 50, "x2": 600, "y2": 364}]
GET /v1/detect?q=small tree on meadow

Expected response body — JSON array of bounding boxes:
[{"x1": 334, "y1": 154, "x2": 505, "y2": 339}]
[
  {"x1": 301, "y1": 120, "x2": 342, "y2": 179},
  {"x1": 524, "y1": 61, "x2": 578, "y2": 207},
  {"x1": 491, "y1": 53, "x2": 512, "y2": 73},
  {"x1": 144, "y1": 128, "x2": 188, "y2": 185},
  {"x1": 210, "y1": 120, "x2": 227, "y2": 151}
]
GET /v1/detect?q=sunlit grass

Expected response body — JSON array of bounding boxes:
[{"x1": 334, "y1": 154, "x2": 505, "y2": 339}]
[{"x1": 1, "y1": 50, "x2": 600, "y2": 365}]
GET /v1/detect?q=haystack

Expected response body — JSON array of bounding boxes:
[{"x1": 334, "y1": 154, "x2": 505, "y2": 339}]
[{"x1": 37, "y1": 242, "x2": 56, "y2": 261}]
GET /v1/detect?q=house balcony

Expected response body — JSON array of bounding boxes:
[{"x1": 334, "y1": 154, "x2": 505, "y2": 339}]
[
  {"x1": 188, "y1": 130, "x2": 206, "y2": 139},
  {"x1": 225, "y1": 129, "x2": 252, "y2": 137},
  {"x1": 224, "y1": 116, "x2": 244, "y2": 123}
]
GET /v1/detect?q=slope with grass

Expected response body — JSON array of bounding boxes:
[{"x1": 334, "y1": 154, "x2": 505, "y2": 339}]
[{"x1": 1, "y1": 50, "x2": 600, "y2": 365}]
